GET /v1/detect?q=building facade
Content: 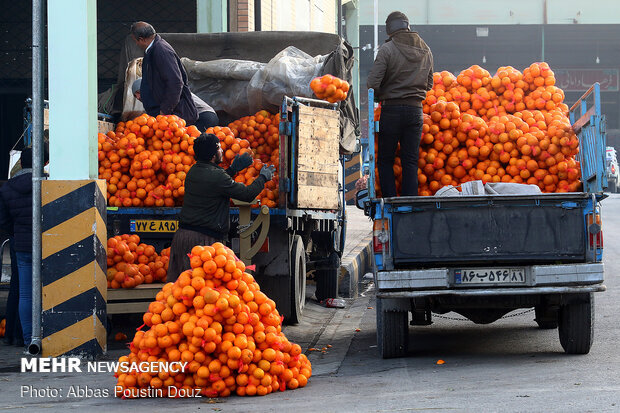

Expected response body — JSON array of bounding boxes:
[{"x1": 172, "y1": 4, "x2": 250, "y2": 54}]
[{"x1": 358, "y1": 0, "x2": 620, "y2": 147}]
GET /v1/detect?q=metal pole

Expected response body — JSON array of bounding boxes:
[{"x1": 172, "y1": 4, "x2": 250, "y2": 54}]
[
  {"x1": 337, "y1": 0, "x2": 342, "y2": 37},
  {"x1": 373, "y1": 0, "x2": 378, "y2": 59},
  {"x1": 30, "y1": 0, "x2": 44, "y2": 355}
]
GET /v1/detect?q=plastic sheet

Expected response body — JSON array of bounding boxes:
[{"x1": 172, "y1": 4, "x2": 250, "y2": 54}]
[{"x1": 247, "y1": 46, "x2": 325, "y2": 115}]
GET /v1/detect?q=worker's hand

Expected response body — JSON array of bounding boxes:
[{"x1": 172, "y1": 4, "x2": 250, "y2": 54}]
[
  {"x1": 231, "y1": 152, "x2": 253, "y2": 173},
  {"x1": 259, "y1": 165, "x2": 276, "y2": 181}
]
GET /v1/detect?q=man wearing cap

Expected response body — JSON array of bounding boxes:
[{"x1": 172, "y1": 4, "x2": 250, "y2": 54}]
[
  {"x1": 167, "y1": 133, "x2": 274, "y2": 279},
  {"x1": 367, "y1": 11, "x2": 434, "y2": 197},
  {"x1": 132, "y1": 78, "x2": 219, "y2": 132},
  {"x1": 130, "y1": 21, "x2": 198, "y2": 125}
]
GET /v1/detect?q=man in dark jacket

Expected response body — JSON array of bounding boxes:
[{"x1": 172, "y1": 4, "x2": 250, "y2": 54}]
[
  {"x1": 367, "y1": 11, "x2": 434, "y2": 197},
  {"x1": 0, "y1": 147, "x2": 36, "y2": 347},
  {"x1": 130, "y1": 21, "x2": 198, "y2": 125},
  {"x1": 167, "y1": 133, "x2": 273, "y2": 279}
]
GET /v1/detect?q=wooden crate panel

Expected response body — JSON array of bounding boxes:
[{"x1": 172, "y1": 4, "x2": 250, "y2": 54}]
[
  {"x1": 297, "y1": 185, "x2": 339, "y2": 210},
  {"x1": 296, "y1": 105, "x2": 340, "y2": 210},
  {"x1": 106, "y1": 283, "x2": 163, "y2": 314},
  {"x1": 297, "y1": 171, "x2": 339, "y2": 187},
  {"x1": 44, "y1": 108, "x2": 114, "y2": 134}
]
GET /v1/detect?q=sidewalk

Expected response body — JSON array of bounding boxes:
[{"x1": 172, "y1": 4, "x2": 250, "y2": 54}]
[{"x1": 338, "y1": 205, "x2": 373, "y2": 298}]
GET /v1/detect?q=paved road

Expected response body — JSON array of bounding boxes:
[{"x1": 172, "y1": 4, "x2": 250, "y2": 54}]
[{"x1": 1, "y1": 195, "x2": 619, "y2": 412}]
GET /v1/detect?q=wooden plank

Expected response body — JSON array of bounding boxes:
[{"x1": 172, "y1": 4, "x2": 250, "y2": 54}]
[
  {"x1": 43, "y1": 108, "x2": 114, "y2": 134},
  {"x1": 297, "y1": 185, "x2": 339, "y2": 210},
  {"x1": 107, "y1": 301, "x2": 150, "y2": 315},
  {"x1": 98, "y1": 120, "x2": 115, "y2": 134},
  {"x1": 297, "y1": 171, "x2": 339, "y2": 187},
  {"x1": 298, "y1": 130, "x2": 339, "y2": 153},
  {"x1": 107, "y1": 283, "x2": 163, "y2": 300}
]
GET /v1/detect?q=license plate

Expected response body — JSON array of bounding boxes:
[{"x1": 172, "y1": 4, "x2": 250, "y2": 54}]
[
  {"x1": 129, "y1": 219, "x2": 179, "y2": 233},
  {"x1": 454, "y1": 268, "x2": 526, "y2": 285}
]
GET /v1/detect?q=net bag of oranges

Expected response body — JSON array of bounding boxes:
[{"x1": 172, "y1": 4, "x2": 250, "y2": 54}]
[
  {"x1": 373, "y1": 62, "x2": 582, "y2": 197},
  {"x1": 114, "y1": 242, "x2": 312, "y2": 398}
]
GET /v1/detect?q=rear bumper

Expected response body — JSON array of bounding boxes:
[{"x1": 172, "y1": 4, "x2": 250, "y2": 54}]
[{"x1": 376, "y1": 263, "x2": 605, "y2": 298}]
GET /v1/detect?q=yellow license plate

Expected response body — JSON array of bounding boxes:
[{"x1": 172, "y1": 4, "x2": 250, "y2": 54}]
[{"x1": 130, "y1": 219, "x2": 179, "y2": 233}]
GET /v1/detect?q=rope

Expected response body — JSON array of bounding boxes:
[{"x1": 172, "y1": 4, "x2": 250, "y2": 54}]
[{"x1": 432, "y1": 308, "x2": 534, "y2": 322}]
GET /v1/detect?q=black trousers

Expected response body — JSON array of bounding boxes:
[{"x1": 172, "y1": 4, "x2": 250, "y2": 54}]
[
  {"x1": 194, "y1": 111, "x2": 220, "y2": 132},
  {"x1": 378, "y1": 105, "x2": 423, "y2": 197}
]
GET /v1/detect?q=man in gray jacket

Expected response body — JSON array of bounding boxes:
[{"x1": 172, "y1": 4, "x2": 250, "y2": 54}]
[{"x1": 367, "y1": 11, "x2": 434, "y2": 197}]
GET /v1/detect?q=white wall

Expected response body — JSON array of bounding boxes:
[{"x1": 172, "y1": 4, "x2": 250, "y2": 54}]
[{"x1": 359, "y1": 0, "x2": 620, "y2": 25}]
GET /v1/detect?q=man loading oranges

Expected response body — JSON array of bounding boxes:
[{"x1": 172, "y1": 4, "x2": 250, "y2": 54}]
[
  {"x1": 367, "y1": 11, "x2": 434, "y2": 197},
  {"x1": 167, "y1": 133, "x2": 274, "y2": 279}
]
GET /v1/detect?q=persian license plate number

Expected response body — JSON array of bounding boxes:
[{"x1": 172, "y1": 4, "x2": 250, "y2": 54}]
[
  {"x1": 454, "y1": 268, "x2": 525, "y2": 285},
  {"x1": 129, "y1": 219, "x2": 178, "y2": 233}
]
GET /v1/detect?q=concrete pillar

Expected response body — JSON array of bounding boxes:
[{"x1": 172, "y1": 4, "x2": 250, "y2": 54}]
[
  {"x1": 47, "y1": 0, "x2": 98, "y2": 180},
  {"x1": 41, "y1": 180, "x2": 107, "y2": 358},
  {"x1": 45, "y1": 0, "x2": 106, "y2": 358},
  {"x1": 197, "y1": 0, "x2": 228, "y2": 33}
]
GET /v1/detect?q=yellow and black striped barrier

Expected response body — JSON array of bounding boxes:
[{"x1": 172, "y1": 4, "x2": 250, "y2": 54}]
[
  {"x1": 41, "y1": 180, "x2": 107, "y2": 358},
  {"x1": 345, "y1": 154, "x2": 362, "y2": 204}
]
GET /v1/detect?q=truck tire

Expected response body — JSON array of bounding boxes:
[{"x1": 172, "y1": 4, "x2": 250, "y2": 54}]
[
  {"x1": 535, "y1": 305, "x2": 558, "y2": 329},
  {"x1": 558, "y1": 293, "x2": 594, "y2": 354},
  {"x1": 609, "y1": 179, "x2": 617, "y2": 193},
  {"x1": 376, "y1": 298, "x2": 408, "y2": 359},
  {"x1": 316, "y1": 251, "x2": 340, "y2": 302},
  {"x1": 288, "y1": 235, "x2": 306, "y2": 325}
]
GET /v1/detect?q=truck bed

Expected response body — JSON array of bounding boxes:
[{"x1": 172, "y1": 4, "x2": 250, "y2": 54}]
[{"x1": 384, "y1": 192, "x2": 594, "y2": 267}]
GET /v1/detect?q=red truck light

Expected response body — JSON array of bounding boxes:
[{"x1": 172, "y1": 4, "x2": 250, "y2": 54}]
[
  {"x1": 373, "y1": 219, "x2": 389, "y2": 253},
  {"x1": 587, "y1": 213, "x2": 603, "y2": 249}
]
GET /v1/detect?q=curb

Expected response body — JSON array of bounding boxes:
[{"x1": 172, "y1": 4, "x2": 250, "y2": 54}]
[{"x1": 339, "y1": 234, "x2": 373, "y2": 298}]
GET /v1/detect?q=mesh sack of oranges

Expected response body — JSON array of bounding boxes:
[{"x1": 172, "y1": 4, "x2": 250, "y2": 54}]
[
  {"x1": 107, "y1": 234, "x2": 169, "y2": 289},
  {"x1": 373, "y1": 62, "x2": 582, "y2": 197},
  {"x1": 99, "y1": 109, "x2": 281, "y2": 209},
  {"x1": 99, "y1": 114, "x2": 202, "y2": 208},
  {"x1": 310, "y1": 74, "x2": 350, "y2": 103},
  {"x1": 114, "y1": 242, "x2": 311, "y2": 398}
]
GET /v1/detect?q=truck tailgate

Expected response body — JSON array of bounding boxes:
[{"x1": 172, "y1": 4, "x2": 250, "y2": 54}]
[{"x1": 389, "y1": 193, "x2": 590, "y2": 265}]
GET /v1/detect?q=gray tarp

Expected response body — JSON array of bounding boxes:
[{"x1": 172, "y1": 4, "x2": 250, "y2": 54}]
[{"x1": 111, "y1": 31, "x2": 360, "y2": 155}]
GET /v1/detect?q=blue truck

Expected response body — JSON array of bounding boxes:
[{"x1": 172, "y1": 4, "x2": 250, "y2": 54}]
[{"x1": 357, "y1": 83, "x2": 607, "y2": 358}]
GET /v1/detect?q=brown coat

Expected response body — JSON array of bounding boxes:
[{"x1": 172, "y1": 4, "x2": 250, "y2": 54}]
[{"x1": 367, "y1": 31, "x2": 434, "y2": 106}]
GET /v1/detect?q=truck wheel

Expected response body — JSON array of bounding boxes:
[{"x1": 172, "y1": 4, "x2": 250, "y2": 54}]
[
  {"x1": 316, "y1": 251, "x2": 340, "y2": 302},
  {"x1": 535, "y1": 305, "x2": 558, "y2": 329},
  {"x1": 288, "y1": 235, "x2": 306, "y2": 325},
  {"x1": 376, "y1": 298, "x2": 408, "y2": 359},
  {"x1": 609, "y1": 180, "x2": 617, "y2": 193},
  {"x1": 558, "y1": 293, "x2": 594, "y2": 354}
]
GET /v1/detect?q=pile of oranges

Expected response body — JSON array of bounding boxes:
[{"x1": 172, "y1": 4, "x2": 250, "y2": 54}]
[
  {"x1": 99, "y1": 114, "x2": 202, "y2": 207},
  {"x1": 99, "y1": 110, "x2": 282, "y2": 209},
  {"x1": 107, "y1": 234, "x2": 169, "y2": 289},
  {"x1": 310, "y1": 74, "x2": 350, "y2": 103},
  {"x1": 227, "y1": 110, "x2": 281, "y2": 208},
  {"x1": 114, "y1": 242, "x2": 311, "y2": 398},
  {"x1": 374, "y1": 62, "x2": 582, "y2": 196}
]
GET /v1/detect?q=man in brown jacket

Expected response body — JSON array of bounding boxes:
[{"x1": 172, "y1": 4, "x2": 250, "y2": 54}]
[{"x1": 367, "y1": 11, "x2": 434, "y2": 197}]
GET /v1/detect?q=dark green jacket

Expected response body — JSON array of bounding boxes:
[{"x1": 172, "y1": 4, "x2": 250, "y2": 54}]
[
  {"x1": 179, "y1": 161, "x2": 266, "y2": 238},
  {"x1": 367, "y1": 31, "x2": 434, "y2": 107}
]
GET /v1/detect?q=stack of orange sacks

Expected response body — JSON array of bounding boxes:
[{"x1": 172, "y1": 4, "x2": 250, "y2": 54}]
[{"x1": 374, "y1": 62, "x2": 582, "y2": 196}]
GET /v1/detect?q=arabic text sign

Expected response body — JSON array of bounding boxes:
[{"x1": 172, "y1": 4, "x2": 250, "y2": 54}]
[{"x1": 555, "y1": 69, "x2": 619, "y2": 92}]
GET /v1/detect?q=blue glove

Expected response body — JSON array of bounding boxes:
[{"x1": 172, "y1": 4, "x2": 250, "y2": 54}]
[
  {"x1": 230, "y1": 152, "x2": 253, "y2": 173},
  {"x1": 259, "y1": 165, "x2": 276, "y2": 181}
]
